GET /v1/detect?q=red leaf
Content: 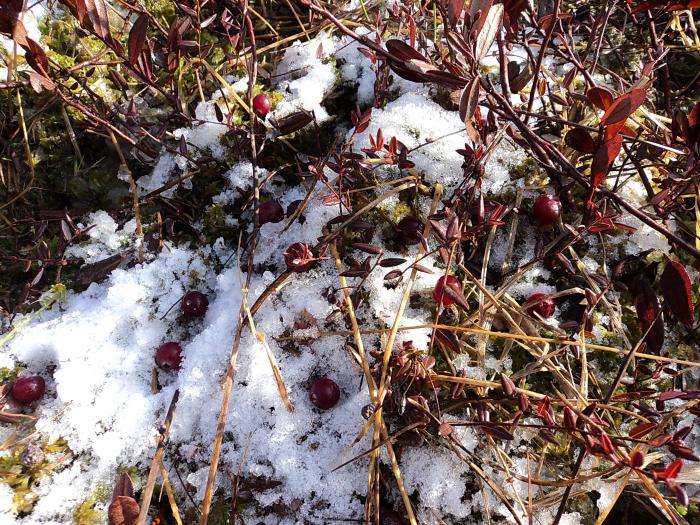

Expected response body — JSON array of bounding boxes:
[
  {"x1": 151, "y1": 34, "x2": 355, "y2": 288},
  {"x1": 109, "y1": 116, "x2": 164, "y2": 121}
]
[
  {"x1": 112, "y1": 473, "x2": 135, "y2": 501},
  {"x1": 664, "y1": 459, "x2": 683, "y2": 481},
  {"x1": 660, "y1": 260, "x2": 695, "y2": 328},
  {"x1": 587, "y1": 86, "x2": 614, "y2": 111},
  {"x1": 634, "y1": 279, "x2": 664, "y2": 354},
  {"x1": 590, "y1": 134, "x2": 623, "y2": 189},
  {"x1": 628, "y1": 421, "x2": 656, "y2": 439},
  {"x1": 128, "y1": 14, "x2": 149, "y2": 66},
  {"x1": 459, "y1": 77, "x2": 480, "y2": 124},
  {"x1": 481, "y1": 424, "x2": 514, "y2": 441},
  {"x1": 108, "y1": 496, "x2": 140, "y2": 525},
  {"x1": 564, "y1": 128, "x2": 596, "y2": 153},
  {"x1": 601, "y1": 89, "x2": 647, "y2": 130},
  {"x1": 385, "y1": 40, "x2": 430, "y2": 62}
]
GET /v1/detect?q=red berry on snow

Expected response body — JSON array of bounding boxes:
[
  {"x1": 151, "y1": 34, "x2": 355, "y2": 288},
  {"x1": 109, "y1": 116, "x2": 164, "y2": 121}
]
[
  {"x1": 181, "y1": 291, "x2": 209, "y2": 318},
  {"x1": 284, "y1": 243, "x2": 316, "y2": 273},
  {"x1": 526, "y1": 293, "x2": 556, "y2": 318},
  {"x1": 532, "y1": 195, "x2": 562, "y2": 226},
  {"x1": 259, "y1": 200, "x2": 284, "y2": 225},
  {"x1": 396, "y1": 216, "x2": 424, "y2": 245},
  {"x1": 433, "y1": 275, "x2": 461, "y2": 306},
  {"x1": 252, "y1": 93, "x2": 272, "y2": 117},
  {"x1": 11, "y1": 375, "x2": 46, "y2": 404},
  {"x1": 310, "y1": 378, "x2": 340, "y2": 409},
  {"x1": 155, "y1": 342, "x2": 183, "y2": 372}
]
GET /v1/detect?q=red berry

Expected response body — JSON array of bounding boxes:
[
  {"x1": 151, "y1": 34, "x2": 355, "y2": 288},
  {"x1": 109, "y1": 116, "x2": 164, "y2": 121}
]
[
  {"x1": 181, "y1": 291, "x2": 209, "y2": 317},
  {"x1": 526, "y1": 293, "x2": 556, "y2": 318},
  {"x1": 283, "y1": 243, "x2": 316, "y2": 273},
  {"x1": 11, "y1": 375, "x2": 46, "y2": 404},
  {"x1": 155, "y1": 342, "x2": 183, "y2": 372},
  {"x1": 259, "y1": 200, "x2": 284, "y2": 225},
  {"x1": 252, "y1": 93, "x2": 272, "y2": 117},
  {"x1": 396, "y1": 216, "x2": 424, "y2": 245},
  {"x1": 433, "y1": 275, "x2": 461, "y2": 306},
  {"x1": 310, "y1": 378, "x2": 340, "y2": 409},
  {"x1": 532, "y1": 195, "x2": 562, "y2": 226}
]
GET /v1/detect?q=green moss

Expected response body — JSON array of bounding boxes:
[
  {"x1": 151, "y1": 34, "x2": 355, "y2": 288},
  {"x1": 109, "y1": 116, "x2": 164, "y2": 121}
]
[{"x1": 73, "y1": 494, "x2": 103, "y2": 525}]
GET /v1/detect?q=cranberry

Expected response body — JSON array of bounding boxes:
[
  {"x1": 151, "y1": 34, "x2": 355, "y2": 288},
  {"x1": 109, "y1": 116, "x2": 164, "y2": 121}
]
[
  {"x1": 11, "y1": 375, "x2": 46, "y2": 404},
  {"x1": 310, "y1": 378, "x2": 340, "y2": 409},
  {"x1": 526, "y1": 293, "x2": 556, "y2": 318},
  {"x1": 433, "y1": 275, "x2": 461, "y2": 306},
  {"x1": 396, "y1": 216, "x2": 424, "y2": 245},
  {"x1": 252, "y1": 93, "x2": 272, "y2": 117},
  {"x1": 532, "y1": 195, "x2": 562, "y2": 226},
  {"x1": 155, "y1": 342, "x2": 183, "y2": 372},
  {"x1": 258, "y1": 200, "x2": 284, "y2": 225},
  {"x1": 284, "y1": 243, "x2": 316, "y2": 273},
  {"x1": 181, "y1": 290, "x2": 209, "y2": 317}
]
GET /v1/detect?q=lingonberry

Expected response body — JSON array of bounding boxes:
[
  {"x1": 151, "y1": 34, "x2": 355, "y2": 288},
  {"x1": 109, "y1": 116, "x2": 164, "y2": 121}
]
[
  {"x1": 181, "y1": 290, "x2": 209, "y2": 317},
  {"x1": 526, "y1": 293, "x2": 556, "y2": 318},
  {"x1": 309, "y1": 378, "x2": 340, "y2": 410},
  {"x1": 11, "y1": 375, "x2": 46, "y2": 404},
  {"x1": 258, "y1": 200, "x2": 284, "y2": 225},
  {"x1": 284, "y1": 243, "x2": 316, "y2": 273},
  {"x1": 396, "y1": 216, "x2": 424, "y2": 245},
  {"x1": 532, "y1": 195, "x2": 562, "y2": 226},
  {"x1": 433, "y1": 275, "x2": 461, "y2": 306},
  {"x1": 252, "y1": 93, "x2": 272, "y2": 117},
  {"x1": 155, "y1": 342, "x2": 183, "y2": 372}
]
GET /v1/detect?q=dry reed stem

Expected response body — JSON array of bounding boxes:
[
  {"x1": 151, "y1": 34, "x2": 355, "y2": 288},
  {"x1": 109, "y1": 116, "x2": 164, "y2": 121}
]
[{"x1": 135, "y1": 389, "x2": 179, "y2": 525}]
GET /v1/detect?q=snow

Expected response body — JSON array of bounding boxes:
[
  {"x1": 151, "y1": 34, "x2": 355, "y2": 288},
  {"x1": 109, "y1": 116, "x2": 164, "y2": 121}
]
[
  {"x1": 2, "y1": 20, "x2": 692, "y2": 525},
  {"x1": 64, "y1": 211, "x2": 137, "y2": 264}
]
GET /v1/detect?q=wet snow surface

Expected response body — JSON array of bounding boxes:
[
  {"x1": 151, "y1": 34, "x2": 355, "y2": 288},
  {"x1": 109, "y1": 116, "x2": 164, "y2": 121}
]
[{"x1": 1, "y1": 20, "x2": 682, "y2": 525}]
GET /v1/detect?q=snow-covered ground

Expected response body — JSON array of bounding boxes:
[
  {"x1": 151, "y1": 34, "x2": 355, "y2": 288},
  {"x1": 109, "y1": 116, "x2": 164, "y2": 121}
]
[{"x1": 1, "y1": 8, "x2": 690, "y2": 525}]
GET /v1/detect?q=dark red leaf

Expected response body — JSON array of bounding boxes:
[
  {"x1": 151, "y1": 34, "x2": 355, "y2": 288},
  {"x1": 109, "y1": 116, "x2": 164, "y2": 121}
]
[
  {"x1": 590, "y1": 134, "x2": 623, "y2": 189},
  {"x1": 385, "y1": 40, "x2": 430, "y2": 62},
  {"x1": 628, "y1": 422, "x2": 656, "y2": 439},
  {"x1": 481, "y1": 424, "x2": 514, "y2": 441},
  {"x1": 435, "y1": 328, "x2": 461, "y2": 353},
  {"x1": 669, "y1": 445, "x2": 700, "y2": 462},
  {"x1": 601, "y1": 89, "x2": 647, "y2": 129},
  {"x1": 634, "y1": 279, "x2": 664, "y2": 354},
  {"x1": 564, "y1": 128, "x2": 596, "y2": 153},
  {"x1": 660, "y1": 260, "x2": 694, "y2": 328},
  {"x1": 351, "y1": 243, "x2": 383, "y2": 255},
  {"x1": 273, "y1": 111, "x2": 313, "y2": 135},
  {"x1": 587, "y1": 86, "x2": 614, "y2": 111},
  {"x1": 459, "y1": 77, "x2": 480, "y2": 124},
  {"x1": 384, "y1": 269, "x2": 403, "y2": 281},
  {"x1": 500, "y1": 373, "x2": 516, "y2": 397},
  {"x1": 668, "y1": 482, "x2": 689, "y2": 507},
  {"x1": 128, "y1": 14, "x2": 149, "y2": 66},
  {"x1": 112, "y1": 472, "x2": 135, "y2": 501}
]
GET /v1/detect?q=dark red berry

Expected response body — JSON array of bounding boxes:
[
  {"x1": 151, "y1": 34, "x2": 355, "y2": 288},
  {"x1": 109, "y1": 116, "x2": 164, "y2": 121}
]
[
  {"x1": 532, "y1": 195, "x2": 562, "y2": 226},
  {"x1": 252, "y1": 93, "x2": 272, "y2": 117},
  {"x1": 526, "y1": 293, "x2": 556, "y2": 318},
  {"x1": 396, "y1": 216, "x2": 424, "y2": 245},
  {"x1": 155, "y1": 342, "x2": 183, "y2": 372},
  {"x1": 11, "y1": 375, "x2": 46, "y2": 404},
  {"x1": 310, "y1": 378, "x2": 340, "y2": 409},
  {"x1": 284, "y1": 243, "x2": 316, "y2": 273},
  {"x1": 181, "y1": 290, "x2": 209, "y2": 317},
  {"x1": 433, "y1": 275, "x2": 461, "y2": 306},
  {"x1": 258, "y1": 200, "x2": 284, "y2": 225}
]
